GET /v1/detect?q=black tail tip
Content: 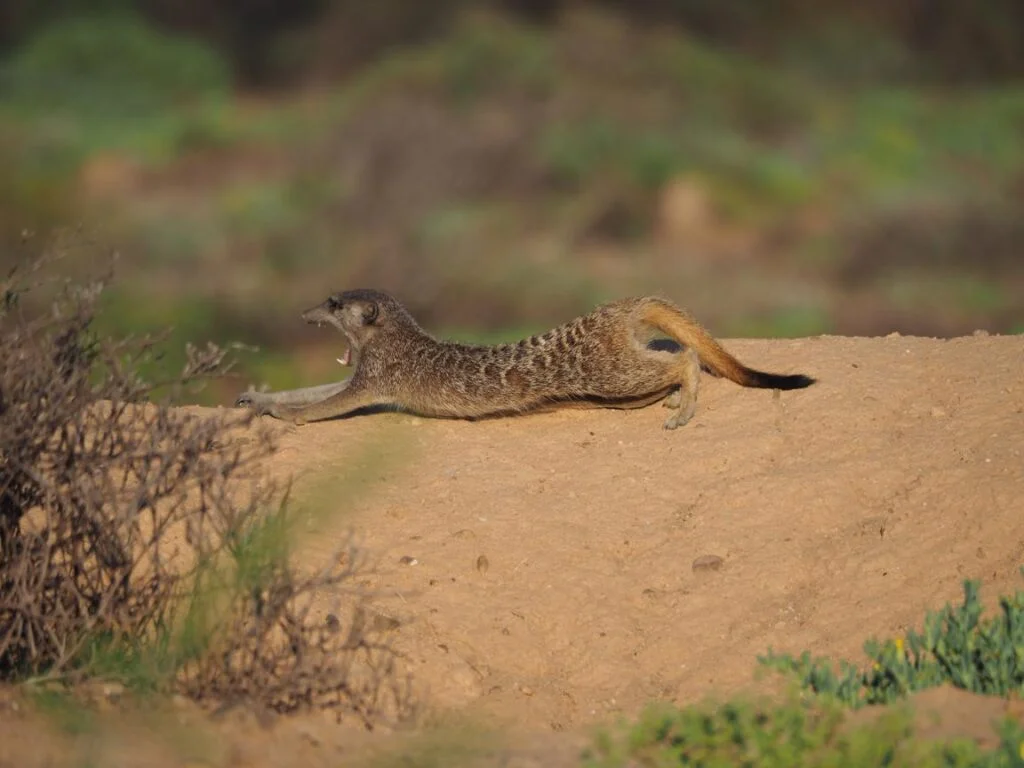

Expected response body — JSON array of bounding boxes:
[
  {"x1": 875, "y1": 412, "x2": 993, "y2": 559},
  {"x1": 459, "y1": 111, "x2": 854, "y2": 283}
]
[{"x1": 751, "y1": 372, "x2": 817, "y2": 390}]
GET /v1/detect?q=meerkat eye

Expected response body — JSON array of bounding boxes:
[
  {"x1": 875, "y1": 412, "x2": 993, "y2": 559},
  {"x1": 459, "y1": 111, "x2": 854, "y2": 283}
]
[
  {"x1": 326, "y1": 295, "x2": 342, "y2": 310},
  {"x1": 362, "y1": 301, "x2": 379, "y2": 324}
]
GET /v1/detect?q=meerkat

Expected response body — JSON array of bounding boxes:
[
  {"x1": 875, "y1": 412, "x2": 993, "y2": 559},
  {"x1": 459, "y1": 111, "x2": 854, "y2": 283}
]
[{"x1": 235, "y1": 289, "x2": 815, "y2": 430}]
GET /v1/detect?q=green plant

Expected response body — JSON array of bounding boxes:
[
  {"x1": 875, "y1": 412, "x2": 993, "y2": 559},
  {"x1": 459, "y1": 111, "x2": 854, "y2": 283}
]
[
  {"x1": 441, "y1": 9, "x2": 553, "y2": 101},
  {"x1": 583, "y1": 695, "x2": 1018, "y2": 768},
  {"x1": 760, "y1": 575, "x2": 1024, "y2": 708},
  {"x1": 0, "y1": 14, "x2": 231, "y2": 164},
  {"x1": 726, "y1": 306, "x2": 834, "y2": 339},
  {"x1": 586, "y1": 575, "x2": 1024, "y2": 766},
  {"x1": 2, "y1": 15, "x2": 229, "y2": 121}
]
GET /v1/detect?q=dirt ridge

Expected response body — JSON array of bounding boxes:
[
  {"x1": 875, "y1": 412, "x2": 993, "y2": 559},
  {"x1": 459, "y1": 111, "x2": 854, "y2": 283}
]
[
  {"x1": 256, "y1": 334, "x2": 1024, "y2": 728},
  {"x1": 6, "y1": 335, "x2": 1019, "y2": 767}
]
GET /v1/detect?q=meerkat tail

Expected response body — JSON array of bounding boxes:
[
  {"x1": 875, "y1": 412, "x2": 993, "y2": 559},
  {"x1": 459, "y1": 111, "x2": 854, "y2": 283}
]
[{"x1": 640, "y1": 299, "x2": 816, "y2": 390}]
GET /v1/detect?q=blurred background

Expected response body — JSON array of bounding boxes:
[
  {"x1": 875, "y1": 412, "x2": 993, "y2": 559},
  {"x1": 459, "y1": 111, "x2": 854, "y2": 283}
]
[{"x1": 1, "y1": 0, "x2": 1022, "y2": 403}]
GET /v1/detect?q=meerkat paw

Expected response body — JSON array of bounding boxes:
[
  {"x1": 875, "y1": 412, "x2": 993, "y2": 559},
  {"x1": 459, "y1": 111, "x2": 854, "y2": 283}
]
[
  {"x1": 663, "y1": 413, "x2": 689, "y2": 430},
  {"x1": 234, "y1": 391, "x2": 307, "y2": 424},
  {"x1": 663, "y1": 401, "x2": 696, "y2": 430},
  {"x1": 236, "y1": 390, "x2": 275, "y2": 416}
]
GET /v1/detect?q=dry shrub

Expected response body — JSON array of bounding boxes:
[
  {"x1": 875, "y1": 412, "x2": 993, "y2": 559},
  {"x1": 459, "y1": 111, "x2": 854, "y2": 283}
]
[
  {"x1": 178, "y1": 526, "x2": 414, "y2": 723},
  {"x1": 0, "y1": 252, "x2": 412, "y2": 728}
]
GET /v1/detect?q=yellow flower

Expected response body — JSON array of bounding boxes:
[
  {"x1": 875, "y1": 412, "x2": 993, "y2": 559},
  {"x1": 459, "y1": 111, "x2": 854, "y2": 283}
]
[
  {"x1": 1018, "y1": 740, "x2": 1023, "y2": 760},
  {"x1": 894, "y1": 637, "x2": 905, "y2": 654}
]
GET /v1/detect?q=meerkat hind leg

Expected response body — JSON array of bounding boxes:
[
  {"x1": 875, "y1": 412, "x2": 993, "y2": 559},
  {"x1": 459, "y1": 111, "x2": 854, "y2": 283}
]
[{"x1": 663, "y1": 346, "x2": 700, "y2": 430}]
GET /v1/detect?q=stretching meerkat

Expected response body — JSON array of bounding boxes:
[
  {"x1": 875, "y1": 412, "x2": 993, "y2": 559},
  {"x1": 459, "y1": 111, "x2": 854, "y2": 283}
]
[{"x1": 235, "y1": 289, "x2": 815, "y2": 430}]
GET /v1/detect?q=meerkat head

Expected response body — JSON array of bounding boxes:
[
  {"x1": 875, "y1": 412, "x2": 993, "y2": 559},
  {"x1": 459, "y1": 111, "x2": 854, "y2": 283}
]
[{"x1": 301, "y1": 289, "x2": 413, "y2": 366}]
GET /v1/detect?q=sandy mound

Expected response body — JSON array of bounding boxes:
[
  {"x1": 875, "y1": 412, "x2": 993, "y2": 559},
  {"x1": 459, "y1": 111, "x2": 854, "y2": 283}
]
[
  {"x1": 2, "y1": 334, "x2": 1021, "y2": 766},
  {"x1": 265, "y1": 333, "x2": 1023, "y2": 727}
]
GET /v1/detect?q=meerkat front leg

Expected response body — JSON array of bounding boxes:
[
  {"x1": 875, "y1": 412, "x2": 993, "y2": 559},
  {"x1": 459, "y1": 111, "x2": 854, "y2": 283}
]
[
  {"x1": 259, "y1": 375, "x2": 386, "y2": 425},
  {"x1": 236, "y1": 380, "x2": 352, "y2": 412},
  {"x1": 663, "y1": 346, "x2": 701, "y2": 430}
]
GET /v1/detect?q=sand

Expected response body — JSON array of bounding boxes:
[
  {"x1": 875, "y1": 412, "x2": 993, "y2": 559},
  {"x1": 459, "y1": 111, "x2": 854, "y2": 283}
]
[{"x1": 2, "y1": 334, "x2": 1022, "y2": 766}]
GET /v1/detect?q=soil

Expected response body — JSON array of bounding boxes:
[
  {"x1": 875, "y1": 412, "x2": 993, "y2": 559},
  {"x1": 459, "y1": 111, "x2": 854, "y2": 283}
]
[{"x1": 1, "y1": 333, "x2": 1022, "y2": 766}]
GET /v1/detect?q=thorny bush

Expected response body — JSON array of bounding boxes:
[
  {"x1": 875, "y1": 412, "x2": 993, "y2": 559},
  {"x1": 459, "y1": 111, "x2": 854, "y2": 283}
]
[{"x1": 0, "y1": 254, "x2": 412, "y2": 727}]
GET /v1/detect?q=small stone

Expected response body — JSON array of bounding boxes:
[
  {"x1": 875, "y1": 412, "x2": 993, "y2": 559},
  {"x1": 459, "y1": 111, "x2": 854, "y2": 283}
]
[
  {"x1": 972, "y1": 329, "x2": 990, "y2": 337},
  {"x1": 371, "y1": 613, "x2": 401, "y2": 632},
  {"x1": 476, "y1": 555, "x2": 490, "y2": 574},
  {"x1": 930, "y1": 407, "x2": 947, "y2": 418},
  {"x1": 692, "y1": 554, "x2": 724, "y2": 573},
  {"x1": 398, "y1": 555, "x2": 418, "y2": 566}
]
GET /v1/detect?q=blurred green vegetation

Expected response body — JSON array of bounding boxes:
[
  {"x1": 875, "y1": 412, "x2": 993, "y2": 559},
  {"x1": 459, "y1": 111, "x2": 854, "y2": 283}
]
[
  {"x1": 762, "y1": 577, "x2": 1024, "y2": 708},
  {"x1": 586, "y1": 695, "x2": 1024, "y2": 767},
  {"x1": 5, "y1": 0, "x2": 1024, "y2": 85},
  {"x1": 586, "y1": 576, "x2": 1024, "y2": 767},
  {"x1": 1, "y1": 5, "x2": 1022, "y2": 400},
  {"x1": 0, "y1": 15, "x2": 232, "y2": 171}
]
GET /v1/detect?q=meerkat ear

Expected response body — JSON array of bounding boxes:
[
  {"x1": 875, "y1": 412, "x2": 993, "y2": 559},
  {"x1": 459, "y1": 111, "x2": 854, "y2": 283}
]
[{"x1": 362, "y1": 301, "x2": 379, "y2": 324}]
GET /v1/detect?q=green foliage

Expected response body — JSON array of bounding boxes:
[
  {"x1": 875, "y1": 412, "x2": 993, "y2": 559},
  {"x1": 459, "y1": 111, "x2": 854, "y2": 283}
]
[
  {"x1": 760, "y1": 575, "x2": 1024, "y2": 708},
  {"x1": 586, "y1": 698, "x2": 843, "y2": 767},
  {"x1": 440, "y1": 10, "x2": 553, "y2": 101},
  {"x1": 649, "y1": 32, "x2": 817, "y2": 136},
  {"x1": 588, "y1": 575, "x2": 1024, "y2": 767},
  {"x1": 3, "y1": 8, "x2": 1023, "y2": 349},
  {"x1": 0, "y1": 15, "x2": 231, "y2": 163},
  {"x1": 70, "y1": 501, "x2": 298, "y2": 694},
  {"x1": 540, "y1": 120, "x2": 687, "y2": 192},
  {"x1": 28, "y1": 689, "x2": 98, "y2": 736},
  {"x1": 3, "y1": 15, "x2": 229, "y2": 119},
  {"x1": 217, "y1": 176, "x2": 339, "y2": 240},
  {"x1": 725, "y1": 306, "x2": 834, "y2": 339},
  {"x1": 584, "y1": 695, "x2": 1024, "y2": 768}
]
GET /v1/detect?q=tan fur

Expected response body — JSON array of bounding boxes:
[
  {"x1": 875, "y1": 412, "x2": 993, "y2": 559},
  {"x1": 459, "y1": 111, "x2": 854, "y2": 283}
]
[{"x1": 236, "y1": 290, "x2": 815, "y2": 430}]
